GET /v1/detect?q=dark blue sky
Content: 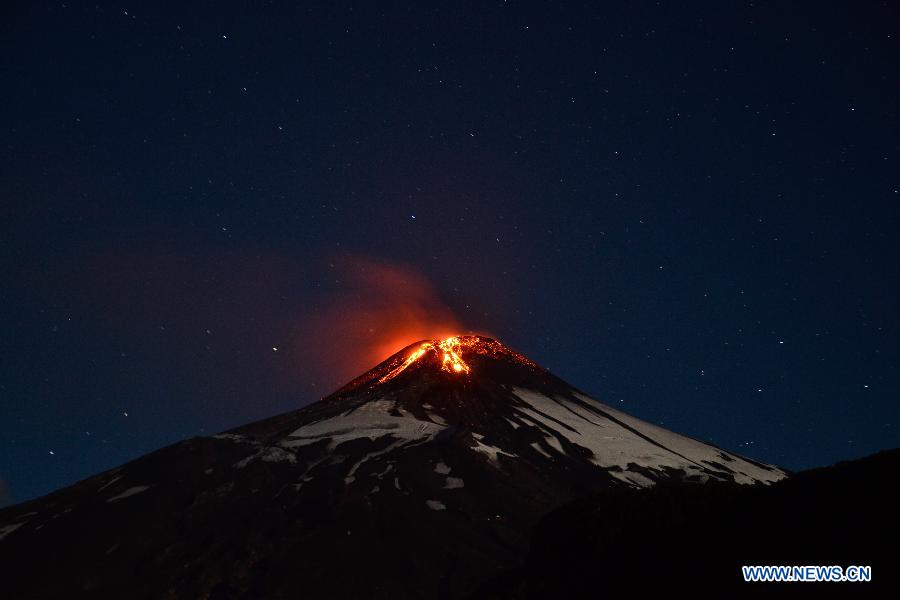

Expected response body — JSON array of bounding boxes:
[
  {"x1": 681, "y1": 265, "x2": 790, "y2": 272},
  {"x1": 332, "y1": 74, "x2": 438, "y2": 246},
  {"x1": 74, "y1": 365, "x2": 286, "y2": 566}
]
[{"x1": 2, "y1": 1, "x2": 897, "y2": 505}]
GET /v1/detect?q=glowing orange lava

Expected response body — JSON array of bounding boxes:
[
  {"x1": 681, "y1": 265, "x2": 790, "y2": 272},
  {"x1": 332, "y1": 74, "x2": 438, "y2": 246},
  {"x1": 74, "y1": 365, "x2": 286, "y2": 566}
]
[{"x1": 378, "y1": 336, "x2": 475, "y2": 383}]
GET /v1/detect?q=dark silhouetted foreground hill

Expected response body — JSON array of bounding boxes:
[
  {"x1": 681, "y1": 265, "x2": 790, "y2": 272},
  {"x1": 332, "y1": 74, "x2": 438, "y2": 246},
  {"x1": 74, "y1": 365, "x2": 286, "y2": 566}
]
[{"x1": 475, "y1": 449, "x2": 898, "y2": 598}]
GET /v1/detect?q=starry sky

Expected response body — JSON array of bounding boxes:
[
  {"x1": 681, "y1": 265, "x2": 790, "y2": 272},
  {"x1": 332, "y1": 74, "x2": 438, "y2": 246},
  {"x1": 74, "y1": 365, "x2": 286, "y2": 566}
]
[{"x1": 2, "y1": 1, "x2": 897, "y2": 506}]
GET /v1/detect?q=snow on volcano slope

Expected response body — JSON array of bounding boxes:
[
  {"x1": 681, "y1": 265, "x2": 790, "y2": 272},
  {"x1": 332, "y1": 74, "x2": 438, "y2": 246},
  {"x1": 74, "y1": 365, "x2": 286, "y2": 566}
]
[
  {"x1": 279, "y1": 400, "x2": 445, "y2": 449},
  {"x1": 219, "y1": 387, "x2": 783, "y2": 489},
  {"x1": 510, "y1": 388, "x2": 783, "y2": 485},
  {"x1": 229, "y1": 387, "x2": 783, "y2": 489}
]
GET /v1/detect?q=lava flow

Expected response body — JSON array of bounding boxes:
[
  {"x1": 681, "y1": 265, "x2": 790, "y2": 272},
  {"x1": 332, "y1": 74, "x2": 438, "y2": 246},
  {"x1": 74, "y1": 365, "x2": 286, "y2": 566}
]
[
  {"x1": 379, "y1": 337, "x2": 473, "y2": 383},
  {"x1": 375, "y1": 335, "x2": 540, "y2": 385}
]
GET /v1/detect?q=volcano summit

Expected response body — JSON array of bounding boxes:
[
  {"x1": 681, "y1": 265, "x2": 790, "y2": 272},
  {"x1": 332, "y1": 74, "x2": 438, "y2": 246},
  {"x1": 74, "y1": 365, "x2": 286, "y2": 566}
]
[{"x1": 0, "y1": 336, "x2": 785, "y2": 598}]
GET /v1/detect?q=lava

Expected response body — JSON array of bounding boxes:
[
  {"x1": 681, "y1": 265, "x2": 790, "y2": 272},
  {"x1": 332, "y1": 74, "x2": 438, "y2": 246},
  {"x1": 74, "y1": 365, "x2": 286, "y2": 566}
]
[
  {"x1": 375, "y1": 336, "x2": 539, "y2": 384},
  {"x1": 378, "y1": 342, "x2": 434, "y2": 383},
  {"x1": 437, "y1": 337, "x2": 472, "y2": 375},
  {"x1": 379, "y1": 336, "x2": 473, "y2": 383}
]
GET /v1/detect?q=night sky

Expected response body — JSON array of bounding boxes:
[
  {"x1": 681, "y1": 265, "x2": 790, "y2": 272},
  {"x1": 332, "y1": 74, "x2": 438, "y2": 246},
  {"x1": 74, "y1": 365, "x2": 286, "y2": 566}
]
[{"x1": 2, "y1": 2, "x2": 897, "y2": 506}]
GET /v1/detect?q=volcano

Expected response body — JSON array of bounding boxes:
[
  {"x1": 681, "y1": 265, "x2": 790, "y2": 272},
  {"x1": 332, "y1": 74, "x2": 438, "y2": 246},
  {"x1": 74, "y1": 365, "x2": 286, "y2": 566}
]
[{"x1": 0, "y1": 336, "x2": 785, "y2": 598}]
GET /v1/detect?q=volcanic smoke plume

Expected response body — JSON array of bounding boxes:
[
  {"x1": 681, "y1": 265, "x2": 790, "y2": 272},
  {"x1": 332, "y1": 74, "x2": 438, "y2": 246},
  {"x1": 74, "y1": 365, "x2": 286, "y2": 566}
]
[{"x1": 292, "y1": 256, "x2": 477, "y2": 389}]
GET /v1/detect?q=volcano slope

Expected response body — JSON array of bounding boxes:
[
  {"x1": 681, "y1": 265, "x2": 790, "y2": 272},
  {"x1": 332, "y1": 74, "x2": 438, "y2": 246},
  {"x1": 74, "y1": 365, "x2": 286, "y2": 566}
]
[{"x1": 0, "y1": 336, "x2": 785, "y2": 599}]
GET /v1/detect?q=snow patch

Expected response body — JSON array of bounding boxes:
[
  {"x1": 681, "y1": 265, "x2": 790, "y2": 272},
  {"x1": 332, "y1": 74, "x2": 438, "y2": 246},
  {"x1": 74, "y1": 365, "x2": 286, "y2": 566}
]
[
  {"x1": 260, "y1": 447, "x2": 296, "y2": 463},
  {"x1": 281, "y1": 400, "x2": 445, "y2": 450},
  {"x1": 373, "y1": 463, "x2": 394, "y2": 479},
  {"x1": 608, "y1": 470, "x2": 657, "y2": 488},
  {"x1": 444, "y1": 477, "x2": 464, "y2": 489},
  {"x1": 510, "y1": 388, "x2": 784, "y2": 486},
  {"x1": 544, "y1": 435, "x2": 565, "y2": 454},
  {"x1": 0, "y1": 521, "x2": 26, "y2": 542},
  {"x1": 344, "y1": 439, "x2": 408, "y2": 484},
  {"x1": 107, "y1": 485, "x2": 150, "y2": 502},
  {"x1": 97, "y1": 475, "x2": 122, "y2": 493},
  {"x1": 434, "y1": 462, "x2": 451, "y2": 475},
  {"x1": 426, "y1": 499, "x2": 446, "y2": 511},
  {"x1": 234, "y1": 446, "x2": 297, "y2": 469},
  {"x1": 213, "y1": 433, "x2": 247, "y2": 443},
  {"x1": 471, "y1": 433, "x2": 516, "y2": 462},
  {"x1": 426, "y1": 412, "x2": 448, "y2": 426},
  {"x1": 571, "y1": 391, "x2": 785, "y2": 485},
  {"x1": 530, "y1": 442, "x2": 552, "y2": 458}
]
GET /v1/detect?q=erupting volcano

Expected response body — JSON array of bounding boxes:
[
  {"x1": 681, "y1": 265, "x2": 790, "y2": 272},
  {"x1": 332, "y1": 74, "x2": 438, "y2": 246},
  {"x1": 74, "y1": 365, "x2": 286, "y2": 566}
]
[
  {"x1": 0, "y1": 335, "x2": 786, "y2": 599},
  {"x1": 377, "y1": 335, "x2": 537, "y2": 383}
]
